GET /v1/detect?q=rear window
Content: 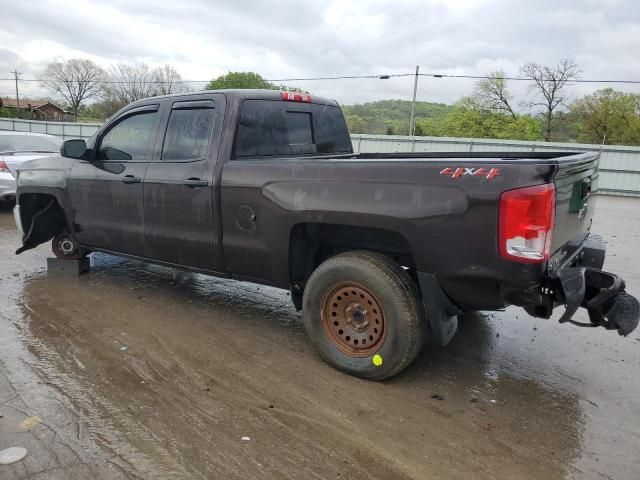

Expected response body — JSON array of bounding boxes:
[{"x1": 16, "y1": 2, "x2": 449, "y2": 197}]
[
  {"x1": 285, "y1": 112, "x2": 313, "y2": 145},
  {"x1": 233, "y1": 100, "x2": 352, "y2": 158}
]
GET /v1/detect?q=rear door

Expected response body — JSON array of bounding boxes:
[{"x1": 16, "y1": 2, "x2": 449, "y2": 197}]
[
  {"x1": 142, "y1": 94, "x2": 225, "y2": 269},
  {"x1": 221, "y1": 97, "x2": 353, "y2": 284},
  {"x1": 68, "y1": 104, "x2": 161, "y2": 255}
]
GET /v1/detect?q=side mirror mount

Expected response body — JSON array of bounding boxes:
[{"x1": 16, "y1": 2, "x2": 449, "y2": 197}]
[{"x1": 61, "y1": 139, "x2": 87, "y2": 159}]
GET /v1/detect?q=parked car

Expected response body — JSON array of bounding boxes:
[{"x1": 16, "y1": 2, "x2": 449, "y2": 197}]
[
  {"x1": 11, "y1": 90, "x2": 639, "y2": 380},
  {"x1": 0, "y1": 132, "x2": 61, "y2": 203}
]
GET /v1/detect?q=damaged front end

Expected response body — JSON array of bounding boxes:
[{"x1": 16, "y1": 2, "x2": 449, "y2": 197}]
[
  {"x1": 552, "y1": 236, "x2": 639, "y2": 336},
  {"x1": 14, "y1": 195, "x2": 66, "y2": 255}
]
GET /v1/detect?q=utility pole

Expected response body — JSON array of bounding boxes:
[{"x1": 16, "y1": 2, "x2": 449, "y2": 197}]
[
  {"x1": 11, "y1": 70, "x2": 22, "y2": 108},
  {"x1": 408, "y1": 65, "x2": 419, "y2": 137}
]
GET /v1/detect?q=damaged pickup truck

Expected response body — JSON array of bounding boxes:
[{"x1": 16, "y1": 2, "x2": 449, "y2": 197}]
[{"x1": 13, "y1": 89, "x2": 640, "y2": 380}]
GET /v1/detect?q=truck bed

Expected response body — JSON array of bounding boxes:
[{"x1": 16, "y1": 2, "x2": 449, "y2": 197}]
[{"x1": 221, "y1": 149, "x2": 598, "y2": 310}]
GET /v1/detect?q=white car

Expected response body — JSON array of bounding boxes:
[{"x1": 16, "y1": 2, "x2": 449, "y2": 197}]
[{"x1": 0, "y1": 132, "x2": 62, "y2": 203}]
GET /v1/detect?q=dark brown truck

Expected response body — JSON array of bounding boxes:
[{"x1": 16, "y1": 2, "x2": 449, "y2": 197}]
[{"x1": 13, "y1": 89, "x2": 639, "y2": 380}]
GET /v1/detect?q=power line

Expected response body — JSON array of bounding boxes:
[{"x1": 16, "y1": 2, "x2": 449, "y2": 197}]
[
  {"x1": 0, "y1": 77, "x2": 210, "y2": 84},
  {"x1": 417, "y1": 73, "x2": 640, "y2": 85},
  {"x1": 268, "y1": 73, "x2": 640, "y2": 85},
  {"x1": 2, "y1": 72, "x2": 640, "y2": 85}
]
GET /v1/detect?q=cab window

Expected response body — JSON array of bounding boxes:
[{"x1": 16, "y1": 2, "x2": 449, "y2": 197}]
[
  {"x1": 233, "y1": 100, "x2": 352, "y2": 158},
  {"x1": 97, "y1": 111, "x2": 158, "y2": 161},
  {"x1": 161, "y1": 107, "x2": 215, "y2": 161}
]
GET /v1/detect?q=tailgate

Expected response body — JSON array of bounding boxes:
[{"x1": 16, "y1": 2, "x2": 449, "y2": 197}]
[{"x1": 550, "y1": 152, "x2": 600, "y2": 264}]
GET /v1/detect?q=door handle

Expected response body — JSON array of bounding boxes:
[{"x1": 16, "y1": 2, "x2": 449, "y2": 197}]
[
  {"x1": 183, "y1": 178, "x2": 209, "y2": 188},
  {"x1": 122, "y1": 175, "x2": 142, "y2": 184}
]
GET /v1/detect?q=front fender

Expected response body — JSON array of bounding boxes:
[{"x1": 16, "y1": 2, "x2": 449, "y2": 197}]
[{"x1": 15, "y1": 156, "x2": 75, "y2": 254}]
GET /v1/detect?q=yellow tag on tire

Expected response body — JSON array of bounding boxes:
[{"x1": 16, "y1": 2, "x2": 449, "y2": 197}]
[{"x1": 372, "y1": 354, "x2": 383, "y2": 367}]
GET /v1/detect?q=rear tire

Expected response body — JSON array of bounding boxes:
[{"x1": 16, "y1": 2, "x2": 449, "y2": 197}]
[
  {"x1": 52, "y1": 232, "x2": 88, "y2": 260},
  {"x1": 303, "y1": 251, "x2": 425, "y2": 380}
]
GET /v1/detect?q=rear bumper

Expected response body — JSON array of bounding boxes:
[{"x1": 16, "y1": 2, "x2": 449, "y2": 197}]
[{"x1": 551, "y1": 234, "x2": 639, "y2": 336}]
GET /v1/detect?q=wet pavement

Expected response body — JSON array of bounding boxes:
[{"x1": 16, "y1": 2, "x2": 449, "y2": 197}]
[{"x1": 0, "y1": 195, "x2": 639, "y2": 479}]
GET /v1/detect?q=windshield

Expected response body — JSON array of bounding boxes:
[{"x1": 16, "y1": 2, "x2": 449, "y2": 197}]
[{"x1": 0, "y1": 134, "x2": 62, "y2": 153}]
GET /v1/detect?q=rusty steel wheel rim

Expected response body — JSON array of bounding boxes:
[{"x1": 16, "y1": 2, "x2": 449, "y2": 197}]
[{"x1": 320, "y1": 282, "x2": 387, "y2": 357}]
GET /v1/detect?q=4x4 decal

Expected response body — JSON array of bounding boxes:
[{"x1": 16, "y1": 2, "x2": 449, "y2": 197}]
[{"x1": 440, "y1": 167, "x2": 500, "y2": 180}]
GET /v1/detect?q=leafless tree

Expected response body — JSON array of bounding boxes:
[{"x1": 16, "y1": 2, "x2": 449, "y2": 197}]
[
  {"x1": 473, "y1": 70, "x2": 517, "y2": 120},
  {"x1": 520, "y1": 59, "x2": 580, "y2": 141},
  {"x1": 103, "y1": 62, "x2": 159, "y2": 110},
  {"x1": 152, "y1": 64, "x2": 188, "y2": 95},
  {"x1": 42, "y1": 59, "x2": 105, "y2": 121}
]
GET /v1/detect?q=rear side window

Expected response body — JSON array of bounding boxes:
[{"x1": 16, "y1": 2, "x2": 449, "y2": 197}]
[
  {"x1": 162, "y1": 107, "x2": 215, "y2": 161},
  {"x1": 233, "y1": 100, "x2": 352, "y2": 159}
]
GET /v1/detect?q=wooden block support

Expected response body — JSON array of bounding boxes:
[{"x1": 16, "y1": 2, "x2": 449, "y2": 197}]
[{"x1": 46, "y1": 257, "x2": 91, "y2": 277}]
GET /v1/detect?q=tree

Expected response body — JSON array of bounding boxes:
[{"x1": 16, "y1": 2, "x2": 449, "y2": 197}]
[
  {"x1": 421, "y1": 97, "x2": 542, "y2": 141},
  {"x1": 205, "y1": 71, "x2": 307, "y2": 93},
  {"x1": 102, "y1": 62, "x2": 159, "y2": 111},
  {"x1": 0, "y1": 105, "x2": 33, "y2": 120},
  {"x1": 153, "y1": 64, "x2": 188, "y2": 95},
  {"x1": 520, "y1": 59, "x2": 580, "y2": 141},
  {"x1": 473, "y1": 70, "x2": 517, "y2": 120},
  {"x1": 341, "y1": 100, "x2": 452, "y2": 135},
  {"x1": 570, "y1": 88, "x2": 640, "y2": 145},
  {"x1": 205, "y1": 71, "x2": 276, "y2": 90},
  {"x1": 41, "y1": 58, "x2": 105, "y2": 121},
  {"x1": 344, "y1": 114, "x2": 367, "y2": 133}
]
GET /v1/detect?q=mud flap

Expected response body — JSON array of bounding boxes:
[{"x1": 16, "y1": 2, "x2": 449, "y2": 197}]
[
  {"x1": 556, "y1": 267, "x2": 640, "y2": 336},
  {"x1": 417, "y1": 272, "x2": 461, "y2": 346},
  {"x1": 15, "y1": 199, "x2": 64, "y2": 255}
]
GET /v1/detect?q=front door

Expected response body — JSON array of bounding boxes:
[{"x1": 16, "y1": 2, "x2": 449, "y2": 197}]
[
  {"x1": 142, "y1": 96, "x2": 224, "y2": 270},
  {"x1": 67, "y1": 104, "x2": 161, "y2": 256}
]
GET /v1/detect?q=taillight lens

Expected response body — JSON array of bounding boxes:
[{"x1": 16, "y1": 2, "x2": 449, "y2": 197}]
[
  {"x1": 0, "y1": 160, "x2": 9, "y2": 173},
  {"x1": 499, "y1": 183, "x2": 556, "y2": 263}
]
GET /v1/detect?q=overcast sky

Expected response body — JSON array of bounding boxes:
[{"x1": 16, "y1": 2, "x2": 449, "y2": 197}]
[{"x1": 1, "y1": 0, "x2": 640, "y2": 107}]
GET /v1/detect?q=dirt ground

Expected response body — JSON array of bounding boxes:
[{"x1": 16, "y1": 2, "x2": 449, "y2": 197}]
[{"x1": 0, "y1": 195, "x2": 639, "y2": 480}]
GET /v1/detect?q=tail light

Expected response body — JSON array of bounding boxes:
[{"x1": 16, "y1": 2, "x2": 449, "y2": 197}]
[
  {"x1": 499, "y1": 183, "x2": 556, "y2": 263},
  {"x1": 281, "y1": 91, "x2": 312, "y2": 103},
  {"x1": 0, "y1": 160, "x2": 9, "y2": 173}
]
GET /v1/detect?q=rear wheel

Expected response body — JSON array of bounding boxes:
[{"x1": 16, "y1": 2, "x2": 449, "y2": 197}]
[
  {"x1": 52, "y1": 232, "x2": 88, "y2": 260},
  {"x1": 303, "y1": 251, "x2": 425, "y2": 380}
]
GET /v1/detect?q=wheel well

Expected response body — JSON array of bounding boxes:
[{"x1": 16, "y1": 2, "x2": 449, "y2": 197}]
[
  {"x1": 289, "y1": 223, "x2": 415, "y2": 289},
  {"x1": 20, "y1": 193, "x2": 63, "y2": 225},
  {"x1": 16, "y1": 193, "x2": 67, "y2": 254}
]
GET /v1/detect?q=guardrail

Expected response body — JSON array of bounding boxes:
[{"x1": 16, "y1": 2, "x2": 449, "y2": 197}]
[
  {"x1": 1, "y1": 117, "x2": 638, "y2": 196},
  {"x1": 0, "y1": 117, "x2": 100, "y2": 141}
]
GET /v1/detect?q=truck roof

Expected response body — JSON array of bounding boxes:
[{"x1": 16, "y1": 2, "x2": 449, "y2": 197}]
[{"x1": 130, "y1": 89, "x2": 340, "y2": 107}]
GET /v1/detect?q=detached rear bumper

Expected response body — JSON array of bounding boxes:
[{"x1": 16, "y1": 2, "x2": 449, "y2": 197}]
[{"x1": 553, "y1": 235, "x2": 639, "y2": 336}]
